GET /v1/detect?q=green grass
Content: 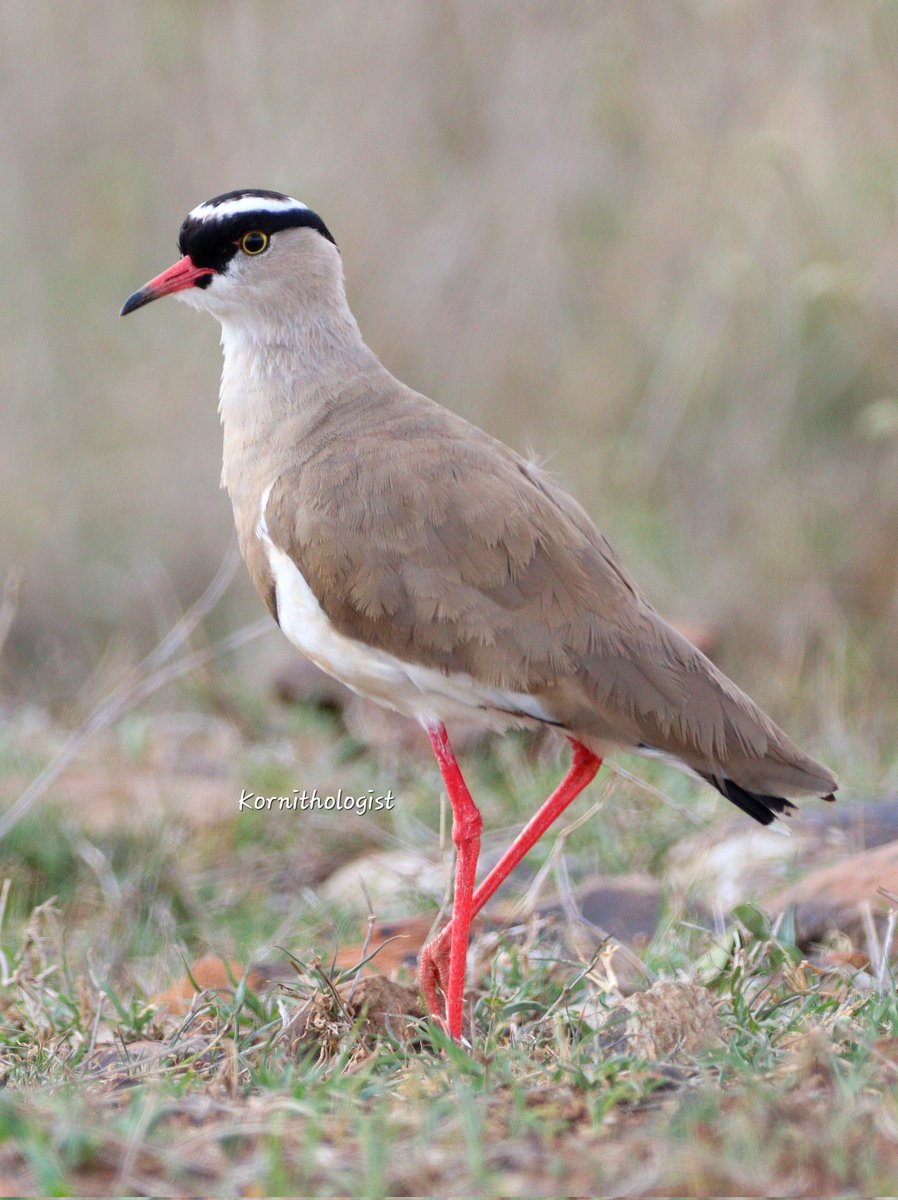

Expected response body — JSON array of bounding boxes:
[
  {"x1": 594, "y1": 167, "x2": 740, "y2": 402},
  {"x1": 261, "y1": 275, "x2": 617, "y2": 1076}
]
[{"x1": 0, "y1": 883, "x2": 896, "y2": 1194}]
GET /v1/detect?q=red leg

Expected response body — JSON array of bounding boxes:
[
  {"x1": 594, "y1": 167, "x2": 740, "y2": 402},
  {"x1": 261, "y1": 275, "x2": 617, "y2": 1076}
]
[
  {"x1": 424, "y1": 722, "x2": 483, "y2": 1040},
  {"x1": 419, "y1": 738, "x2": 601, "y2": 1035}
]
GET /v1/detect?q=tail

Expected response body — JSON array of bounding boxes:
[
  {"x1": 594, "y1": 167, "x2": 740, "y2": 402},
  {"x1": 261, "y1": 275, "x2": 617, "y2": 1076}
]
[{"x1": 565, "y1": 604, "x2": 839, "y2": 826}]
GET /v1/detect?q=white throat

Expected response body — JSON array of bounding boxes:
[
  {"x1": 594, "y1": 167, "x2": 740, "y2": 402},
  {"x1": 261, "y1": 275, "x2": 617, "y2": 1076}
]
[
  {"x1": 213, "y1": 283, "x2": 378, "y2": 504},
  {"x1": 216, "y1": 289, "x2": 370, "y2": 415}
]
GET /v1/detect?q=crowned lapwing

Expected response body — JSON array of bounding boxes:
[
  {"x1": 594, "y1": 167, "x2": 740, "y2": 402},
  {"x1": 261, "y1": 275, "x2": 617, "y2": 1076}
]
[{"x1": 122, "y1": 189, "x2": 837, "y2": 1041}]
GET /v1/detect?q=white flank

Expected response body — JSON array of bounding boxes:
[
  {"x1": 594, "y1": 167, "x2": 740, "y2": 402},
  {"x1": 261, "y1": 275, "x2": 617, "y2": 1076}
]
[
  {"x1": 189, "y1": 194, "x2": 308, "y2": 222},
  {"x1": 257, "y1": 486, "x2": 556, "y2": 730}
]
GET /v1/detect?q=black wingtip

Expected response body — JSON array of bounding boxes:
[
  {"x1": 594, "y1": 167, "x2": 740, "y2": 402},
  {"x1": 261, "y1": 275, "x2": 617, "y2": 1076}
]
[{"x1": 704, "y1": 774, "x2": 798, "y2": 827}]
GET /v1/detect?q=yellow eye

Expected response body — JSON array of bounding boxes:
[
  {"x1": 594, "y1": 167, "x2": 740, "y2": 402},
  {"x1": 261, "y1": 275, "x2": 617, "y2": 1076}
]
[{"x1": 240, "y1": 230, "x2": 269, "y2": 255}]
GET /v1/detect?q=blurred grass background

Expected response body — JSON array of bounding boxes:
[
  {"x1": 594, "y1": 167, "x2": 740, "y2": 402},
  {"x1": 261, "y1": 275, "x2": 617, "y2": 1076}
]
[{"x1": 2, "y1": 0, "x2": 898, "y2": 773}]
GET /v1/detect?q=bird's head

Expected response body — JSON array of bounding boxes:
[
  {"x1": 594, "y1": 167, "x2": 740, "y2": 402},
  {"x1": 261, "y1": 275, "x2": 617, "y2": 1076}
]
[{"x1": 121, "y1": 189, "x2": 340, "y2": 325}]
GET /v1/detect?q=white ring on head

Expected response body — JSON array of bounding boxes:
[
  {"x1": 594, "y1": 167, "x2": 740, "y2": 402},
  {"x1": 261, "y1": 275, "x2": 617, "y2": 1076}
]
[{"x1": 188, "y1": 195, "x2": 309, "y2": 222}]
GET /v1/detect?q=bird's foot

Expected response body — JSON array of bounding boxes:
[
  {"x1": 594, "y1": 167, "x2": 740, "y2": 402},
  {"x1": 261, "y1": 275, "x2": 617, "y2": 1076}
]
[{"x1": 418, "y1": 924, "x2": 452, "y2": 1028}]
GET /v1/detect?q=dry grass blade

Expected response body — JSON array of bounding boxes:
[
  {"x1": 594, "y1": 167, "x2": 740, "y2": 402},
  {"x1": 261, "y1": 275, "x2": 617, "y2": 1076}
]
[
  {"x1": 345, "y1": 881, "x2": 377, "y2": 1005},
  {"x1": 0, "y1": 567, "x2": 22, "y2": 662},
  {"x1": 0, "y1": 546, "x2": 271, "y2": 839}
]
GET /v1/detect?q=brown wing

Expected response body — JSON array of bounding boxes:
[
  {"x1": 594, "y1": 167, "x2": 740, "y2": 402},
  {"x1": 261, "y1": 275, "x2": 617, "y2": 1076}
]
[
  {"x1": 265, "y1": 383, "x2": 836, "y2": 798},
  {"x1": 265, "y1": 390, "x2": 642, "y2": 686}
]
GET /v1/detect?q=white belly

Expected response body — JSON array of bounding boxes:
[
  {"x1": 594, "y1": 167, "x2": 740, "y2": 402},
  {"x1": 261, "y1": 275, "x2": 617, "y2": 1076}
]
[{"x1": 258, "y1": 491, "x2": 555, "y2": 731}]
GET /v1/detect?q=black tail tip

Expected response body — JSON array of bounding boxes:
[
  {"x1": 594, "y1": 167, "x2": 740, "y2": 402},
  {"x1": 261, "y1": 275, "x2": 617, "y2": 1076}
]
[{"x1": 705, "y1": 774, "x2": 798, "y2": 827}]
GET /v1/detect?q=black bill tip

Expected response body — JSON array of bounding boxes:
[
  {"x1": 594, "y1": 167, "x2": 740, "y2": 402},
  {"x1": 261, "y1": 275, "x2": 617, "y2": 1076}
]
[{"x1": 120, "y1": 288, "x2": 155, "y2": 317}]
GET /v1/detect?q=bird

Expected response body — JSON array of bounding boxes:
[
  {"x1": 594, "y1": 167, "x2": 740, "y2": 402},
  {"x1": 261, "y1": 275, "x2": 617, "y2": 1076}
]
[{"x1": 122, "y1": 188, "x2": 838, "y2": 1041}]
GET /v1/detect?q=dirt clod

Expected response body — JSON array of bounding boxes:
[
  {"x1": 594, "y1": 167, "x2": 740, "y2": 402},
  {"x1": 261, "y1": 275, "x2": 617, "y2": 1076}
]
[{"x1": 606, "y1": 980, "x2": 723, "y2": 1060}]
